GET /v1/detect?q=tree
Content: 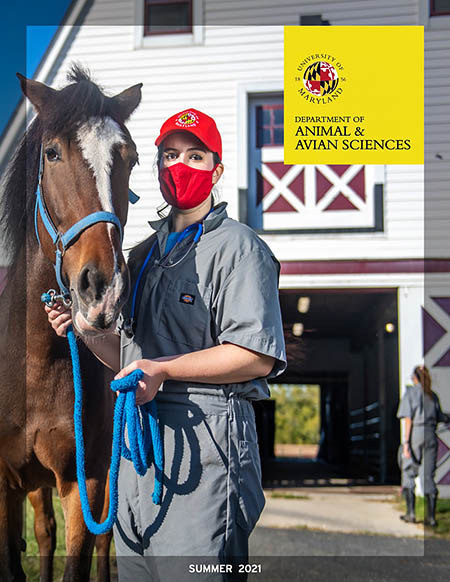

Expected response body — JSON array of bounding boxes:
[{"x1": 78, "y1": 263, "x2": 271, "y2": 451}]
[{"x1": 271, "y1": 384, "x2": 320, "y2": 444}]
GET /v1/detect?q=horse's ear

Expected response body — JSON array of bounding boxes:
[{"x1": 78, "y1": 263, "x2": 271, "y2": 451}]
[
  {"x1": 111, "y1": 83, "x2": 143, "y2": 121},
  {"x1": 16, "y1": 73, "x2": 56, "y2": 114}
]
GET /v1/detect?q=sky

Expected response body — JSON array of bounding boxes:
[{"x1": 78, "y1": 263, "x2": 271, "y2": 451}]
[{"x1": 1, "y1": 1, "x2": 72, "y2": 136}]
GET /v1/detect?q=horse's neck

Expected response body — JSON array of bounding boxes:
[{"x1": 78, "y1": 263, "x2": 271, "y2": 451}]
[
  {"x1": 4, "y1": 233, "x2": 57, "y2": 335},
  {"x1": 0, "y1": 240, "x2": 56, "y2": 387}
]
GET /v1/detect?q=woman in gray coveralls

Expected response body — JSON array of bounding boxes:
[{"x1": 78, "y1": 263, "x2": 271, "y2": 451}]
[
  {"x1": 397, "y1": 365, "x2": 449, "y2": 526},
  {"x1": 46, "y1": 108, "x2": 287, "y2": 579}
]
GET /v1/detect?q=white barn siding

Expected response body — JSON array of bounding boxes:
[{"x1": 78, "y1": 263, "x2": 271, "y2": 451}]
[
  {"x1": 80, "y1": 0, "x2": 135, "y2": 24},
  {"x1": 424, "y1": 24, "x2": 450, "y2": 257},
  {"x1": 205, "y1": 0, "x2": 418, "y2": 25}
]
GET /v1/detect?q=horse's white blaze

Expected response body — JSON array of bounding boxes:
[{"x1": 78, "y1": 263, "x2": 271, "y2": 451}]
[
  {"x1": 76, "y1": 116, "x2": 125, "y2": 213},
  {"x1": 76, "y1": 117, "x2": 126, "y2": 320}
]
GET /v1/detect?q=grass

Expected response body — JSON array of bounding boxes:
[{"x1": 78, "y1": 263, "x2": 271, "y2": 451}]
[
  {"x1": 23, "y1": 490, "x2": 116, "y2": 582},
  {"x1": 395, "y1": 492, "x2": 450, "y2": 538}
]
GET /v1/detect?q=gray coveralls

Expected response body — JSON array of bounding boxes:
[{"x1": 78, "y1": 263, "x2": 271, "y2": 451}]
[
  {"x1": 114, "y1": 202, "x2": 287, "y2": 580},
  {"x1": 397, "y1": 384, "x2": 447, "y2": 494}
]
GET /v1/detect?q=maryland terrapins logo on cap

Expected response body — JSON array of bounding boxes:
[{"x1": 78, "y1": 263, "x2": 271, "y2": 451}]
[{"x1": 175, "y1": 111, "x2": 199, "y2": 128}]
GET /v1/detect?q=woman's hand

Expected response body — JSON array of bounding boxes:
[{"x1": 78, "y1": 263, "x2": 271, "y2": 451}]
[
  {"x1": 403, "y1": 443, "x2": 411, "y2": 459},
  {"x1": 44, "y1": 302, "x2": 73, "y2": 337},
  {"x1": 114, "y1": 359, "x2": 168, "y2": 405}
]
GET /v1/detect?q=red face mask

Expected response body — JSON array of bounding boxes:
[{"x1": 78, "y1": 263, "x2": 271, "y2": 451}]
[{"x1": 158, "y1": 162, "x2": 218, "y2": 210}]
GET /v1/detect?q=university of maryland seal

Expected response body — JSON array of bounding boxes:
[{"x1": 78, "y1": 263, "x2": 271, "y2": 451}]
[
  {"x1": 295, "y1": 54, "x2": 345, "y2": 104},
  {"x1": 303, "y1": 61, "x2": 339, "y2": 96}
]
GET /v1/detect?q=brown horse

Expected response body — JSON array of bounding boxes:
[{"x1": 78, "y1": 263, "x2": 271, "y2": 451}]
[{"x1": 0, "y1": 66, "x2": 142, "y2": 581}]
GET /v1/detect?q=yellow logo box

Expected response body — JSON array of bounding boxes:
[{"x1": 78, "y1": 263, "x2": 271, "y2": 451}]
[{"x1": 284, "y1": 26, "x2": 424, "y2": 164}]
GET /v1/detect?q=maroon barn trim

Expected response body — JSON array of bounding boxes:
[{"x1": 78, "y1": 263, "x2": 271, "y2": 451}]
[{"x1": 280, "y1": 259, "x2": 450, "y2": 275}]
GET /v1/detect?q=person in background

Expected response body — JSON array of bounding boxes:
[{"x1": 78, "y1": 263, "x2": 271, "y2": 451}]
[{"x1": 397, "y1": 365, "x2": 450, "y2": 526}]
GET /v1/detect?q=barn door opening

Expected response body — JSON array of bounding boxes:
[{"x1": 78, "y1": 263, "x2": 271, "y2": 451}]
[
  {"x1": 254, "y1": 289, "x2": 400, "y2": 486},
  {"x1": 271, "y1": 383, "x2": 321, "y2": 461}
]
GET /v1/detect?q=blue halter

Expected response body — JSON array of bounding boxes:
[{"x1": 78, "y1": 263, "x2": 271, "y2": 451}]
[{"x1": 34, "y1": 145, "x2": 139, "y2": 300}]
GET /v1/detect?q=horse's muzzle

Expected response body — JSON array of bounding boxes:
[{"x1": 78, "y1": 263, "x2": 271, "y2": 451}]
[{"x1": 71, "y1": 266, "x2": 129, "y2": 335}]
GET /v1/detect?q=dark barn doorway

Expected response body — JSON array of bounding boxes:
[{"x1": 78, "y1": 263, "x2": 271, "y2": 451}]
[{"x1": 254, "y1": 288, "x2": 401, "y2": 487}]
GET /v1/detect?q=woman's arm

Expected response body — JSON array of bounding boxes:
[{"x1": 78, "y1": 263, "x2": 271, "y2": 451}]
[
  {"x1": 114, "y1": 343, "x2": 275, "y2": 405},
  {"x1": 403, "y1": 417, "x2": 412, "y2": 459},
  {"x1": 435, "y1": 394, "x2": 450, "y2": 424}
]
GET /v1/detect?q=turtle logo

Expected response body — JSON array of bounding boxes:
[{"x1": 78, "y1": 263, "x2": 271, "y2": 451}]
[
  {"x1": 176, "y1": 111, "x2": 199, "y2": 127},
  {"x1": 303, "y1": 61, "x2": 339, "y2": 97}
]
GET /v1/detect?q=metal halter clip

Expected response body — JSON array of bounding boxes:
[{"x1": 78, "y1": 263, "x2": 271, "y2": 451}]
[
  {"x1": 54, "y1": 233, "x2": 66, "y2": 257},
  {"x1": 41, "y1": 289, "x2": 73, "y2": 309},
  {"x1": 122, "y1": 317, "x2": 135, "y2": 339}
]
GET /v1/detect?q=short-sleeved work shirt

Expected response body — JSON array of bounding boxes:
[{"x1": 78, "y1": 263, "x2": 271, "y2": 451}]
[
  {"x1": 120, "y1": 202, "x2": 287, "y2": 400},
  {"x1": 397, "y1": 383, "x2": 446, "y2": 428}
]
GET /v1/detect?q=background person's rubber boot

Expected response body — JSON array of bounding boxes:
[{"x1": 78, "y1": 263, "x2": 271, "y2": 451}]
[
  {"x1": 400, "y1": 488, "x2": 416, "y2": 523},
  {"x1": 424, "y1": 493, "x2": 438, "y2": 527}
]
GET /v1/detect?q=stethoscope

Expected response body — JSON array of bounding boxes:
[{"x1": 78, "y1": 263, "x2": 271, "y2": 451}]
[{"x1": 121, "y1": 207, "x2": 214, "y2": 339}]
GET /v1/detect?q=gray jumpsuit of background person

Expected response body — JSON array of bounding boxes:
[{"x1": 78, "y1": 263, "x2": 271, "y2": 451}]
[
  {"x1": 397, "y1": 383, "x2": 448, "y2": 496},
  {"x1": 113, "y1": 202, "x2": 287, "y2": 581}
]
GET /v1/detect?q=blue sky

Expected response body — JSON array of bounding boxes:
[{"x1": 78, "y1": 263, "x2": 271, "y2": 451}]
[{"x1": 1, "y1": 1, "x2": 72, "y2": 136}]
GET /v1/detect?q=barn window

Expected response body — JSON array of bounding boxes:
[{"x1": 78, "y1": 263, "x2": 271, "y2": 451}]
[
  {"x1": 144, "y1": 0, "x2": 193, "y2": 35},
  {"x1": 256, "y1": 104, "x2": 284, "y2": 148},
  {"x1": 299, "y1": 14, "x2": 330, "y2": 25},
  {"x1": 430, "y1": 0, "x2": 450, "y2": 15},
  {"x1": 246, "y1": 95, "x2": 384, "y2": 233}
]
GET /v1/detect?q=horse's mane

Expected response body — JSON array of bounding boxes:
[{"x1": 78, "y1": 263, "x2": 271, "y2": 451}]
[
  {"x1": 43, "y1": 65, "x2": 118, "y2": 137},
  {"x1": 0, "y1": 65, "x2": 119, "y2": 264}
]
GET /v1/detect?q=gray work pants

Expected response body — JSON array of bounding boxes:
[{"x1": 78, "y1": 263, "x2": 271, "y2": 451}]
[
  {"x1": 113, "y1": 391, "x2": 265, "y2": 581},
  {"x1": 401, "y1": 425, "x2": 438, "y2": 495}
]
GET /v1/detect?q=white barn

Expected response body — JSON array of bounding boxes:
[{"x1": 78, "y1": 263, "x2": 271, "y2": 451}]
[{"x1": 1, "y1": 0, "x2": 450, "y2": 494}]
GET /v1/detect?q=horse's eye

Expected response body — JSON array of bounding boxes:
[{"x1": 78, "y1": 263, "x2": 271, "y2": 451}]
[{"x1": 45, "y1": 148, "x2": 60, "y2": 162}]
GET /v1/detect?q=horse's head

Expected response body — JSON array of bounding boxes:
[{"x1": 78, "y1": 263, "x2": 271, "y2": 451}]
[{"x1": 18, "y1": 67, "x2": 142, "y2": 336}]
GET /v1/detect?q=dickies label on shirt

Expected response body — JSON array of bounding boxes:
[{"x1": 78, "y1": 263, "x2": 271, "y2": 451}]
[{"x1": 179, "y1": 293, "x2": 196, "y2": 305}]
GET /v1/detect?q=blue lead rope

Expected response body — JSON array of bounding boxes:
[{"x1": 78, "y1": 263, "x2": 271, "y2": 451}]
[{"x1": 60, "y1": 321, "x2": 163, "y2": 535}]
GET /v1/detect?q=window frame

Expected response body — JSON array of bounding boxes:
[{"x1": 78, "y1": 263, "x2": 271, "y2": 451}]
[
  {"x1": 143, "y1": 0, "x2": 193, "y2": 37},
  {"x1": 256, "y1": 103, "x2": 284, "y2": 148},
  {"x1": 430, "y1": 0, "x2": 450, "y2": 16},
  {"x1": 134, "y1": 0, "x2": 204, "y2": 49}
]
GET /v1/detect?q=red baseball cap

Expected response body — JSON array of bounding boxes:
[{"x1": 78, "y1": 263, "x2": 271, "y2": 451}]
[{"x1": 155, "y1": 108, "x2": 222, "y2": 160}]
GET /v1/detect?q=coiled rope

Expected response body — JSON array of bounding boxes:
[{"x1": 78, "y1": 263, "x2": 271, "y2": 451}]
[{"x1": 41, "y1": 292, "x2": 163, "y2": 535}]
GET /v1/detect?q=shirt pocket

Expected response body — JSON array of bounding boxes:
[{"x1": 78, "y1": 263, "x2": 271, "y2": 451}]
[{"x1": 156, "y1": 279, "x2": 212, "y2": 349}]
